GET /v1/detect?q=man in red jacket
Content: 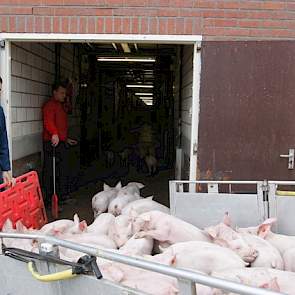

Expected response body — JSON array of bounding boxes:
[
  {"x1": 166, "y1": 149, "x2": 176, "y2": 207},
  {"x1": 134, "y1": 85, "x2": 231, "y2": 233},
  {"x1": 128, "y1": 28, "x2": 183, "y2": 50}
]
[{"x1": 42, "y1": 82, "x2": 77, "y2": 207}]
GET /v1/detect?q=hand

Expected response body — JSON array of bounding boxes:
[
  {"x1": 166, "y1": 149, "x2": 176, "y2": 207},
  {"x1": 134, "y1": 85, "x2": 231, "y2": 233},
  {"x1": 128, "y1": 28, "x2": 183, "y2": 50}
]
[
  {"x1": 67, "y1": 138, "x2": 78, "y2": 146},
  {"x1": 51, "y1": 134, "x2": 59, "y2": 147},
  {"x1": 3, "y1": 171, "x2": 15, "y2": 186}
]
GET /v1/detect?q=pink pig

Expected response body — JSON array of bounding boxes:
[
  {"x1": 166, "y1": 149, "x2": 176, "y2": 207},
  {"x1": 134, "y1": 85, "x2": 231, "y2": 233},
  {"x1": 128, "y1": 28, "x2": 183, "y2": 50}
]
[
  {"x1": 87, "y1": 213, "x2": 115, "y2": 236},
  {"x1": 237, "y1": 217, "x2": 295, "y2": 255},
  {"x1": 101, "y1": 261, "x2": 179, "y2": 295},
  {"x1": 150, "y1": 241, "x2": 247, "y2": 275},
  {"x1": 204, "y1": 213, "x2": 258, "y2": 263},
  {"x1": 40, "y1": 214, "x2": 87, "y2": 236},
  {"x1": 92, "y1": 182, "x2": 122, "y2": 218},
  {"x1": 133, "y1": 210, "x2": 211, "y2": 245},
  {"x1": 108, "y1": 215, "x2": 133, "y2": 247}
]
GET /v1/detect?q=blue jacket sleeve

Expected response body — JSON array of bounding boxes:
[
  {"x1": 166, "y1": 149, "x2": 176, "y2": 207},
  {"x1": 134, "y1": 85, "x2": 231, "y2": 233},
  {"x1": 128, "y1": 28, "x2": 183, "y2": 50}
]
[{"x1": 0, "y1": 106, "x2": 11, "y2": 171}]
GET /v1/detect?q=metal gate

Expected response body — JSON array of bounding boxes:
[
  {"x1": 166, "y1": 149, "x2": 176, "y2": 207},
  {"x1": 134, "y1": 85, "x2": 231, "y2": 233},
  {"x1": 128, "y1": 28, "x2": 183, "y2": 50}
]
[
  {"x1": 0, "y1": 232, "x2": 281, "y2": 295},
  {"x1": 169, "y1": 179, "x2": 295, "y2": 234},
  {"x1": 169, "y1": 180, "x2": 267, "y2": 229},
  {"x1": 268, "y1": 181, "x2": 295, "y2": 235}
]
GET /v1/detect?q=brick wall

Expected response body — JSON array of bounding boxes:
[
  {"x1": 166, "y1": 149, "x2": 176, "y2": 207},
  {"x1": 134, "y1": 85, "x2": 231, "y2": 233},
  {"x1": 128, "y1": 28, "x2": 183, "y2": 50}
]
[{"x1": 0, "y1": 1, "x2": 294, "y2": 39}]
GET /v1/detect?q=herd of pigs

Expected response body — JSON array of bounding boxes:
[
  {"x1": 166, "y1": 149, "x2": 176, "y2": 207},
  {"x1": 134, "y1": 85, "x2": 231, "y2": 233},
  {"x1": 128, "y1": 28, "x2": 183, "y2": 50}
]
[{"x1": 3, "y1": 181, "x2": 295, "y2": 294}]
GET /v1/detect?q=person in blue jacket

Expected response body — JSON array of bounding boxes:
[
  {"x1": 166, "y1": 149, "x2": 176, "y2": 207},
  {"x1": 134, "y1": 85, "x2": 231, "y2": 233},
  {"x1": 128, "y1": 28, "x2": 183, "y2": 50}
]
[{"x1": 0, "y1": 77, "x2": 13, "y2": 185}]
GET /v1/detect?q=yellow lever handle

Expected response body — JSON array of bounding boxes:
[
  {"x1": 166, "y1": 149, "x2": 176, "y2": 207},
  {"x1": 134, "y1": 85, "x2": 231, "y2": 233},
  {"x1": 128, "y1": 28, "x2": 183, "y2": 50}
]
[
  {"x1": 28, "y1": 261, "x2": 77, "y2": 282},
  {"x1": 276, "y1": 190, "x2": 295, "y2": 197}
]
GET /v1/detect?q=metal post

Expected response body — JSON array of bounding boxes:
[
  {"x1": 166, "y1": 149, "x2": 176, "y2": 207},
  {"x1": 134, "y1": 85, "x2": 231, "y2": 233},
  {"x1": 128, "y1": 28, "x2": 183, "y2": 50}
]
[
  {"x1": 262, "y1": 179, "x2": 269, "y2": 220},
  {"x1": 178, "y1": 278, "x2": 196, "y2": 295}
]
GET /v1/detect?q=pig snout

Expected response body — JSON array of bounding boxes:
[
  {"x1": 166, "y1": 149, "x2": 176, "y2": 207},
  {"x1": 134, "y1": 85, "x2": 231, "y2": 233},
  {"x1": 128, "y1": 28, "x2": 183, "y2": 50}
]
[
  {"x1": 113, "y1": 205, "x2": 121, "y2": 216},
  {"x1": 241, "y1": 247, "x2": 259, "y2": 263}
]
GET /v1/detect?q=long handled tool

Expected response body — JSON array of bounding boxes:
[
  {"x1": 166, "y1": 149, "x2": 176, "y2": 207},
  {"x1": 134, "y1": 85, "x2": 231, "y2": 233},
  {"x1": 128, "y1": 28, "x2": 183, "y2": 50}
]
[{"x1": 51, "y1": 147, "x2": 59, "y2": 219}]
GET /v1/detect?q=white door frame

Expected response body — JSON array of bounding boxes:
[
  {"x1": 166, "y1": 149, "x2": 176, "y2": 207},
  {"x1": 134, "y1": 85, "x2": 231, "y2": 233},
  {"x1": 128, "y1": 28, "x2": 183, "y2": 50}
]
[
  {"x1": 189, "y1": 43, "x2": 202, "y2": 181},
  {"x1": 0, "y1": 33, "x2": 202, "y2": 179}
]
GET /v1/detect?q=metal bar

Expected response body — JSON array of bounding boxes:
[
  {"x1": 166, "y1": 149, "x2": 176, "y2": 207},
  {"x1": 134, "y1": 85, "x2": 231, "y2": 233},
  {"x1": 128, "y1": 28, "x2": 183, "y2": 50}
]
[
  {"x1": 268, "y1": 181, "x2": 295, "y2": 185},
  {"x1": 169, "y1": 181, "x2": 177, "y2": 216},
  {"x1": 178, "y1": 278, "x2": 196, "y2": 295},
  {"x1": 0, "y1": 233, "x2": 281, "y2": 295},
  {"x1": 0, "y1": 33, "x2": 202, "y2": 44},
  {"x1": 171, "y1": 180, "x2": 260, "y2": 185}
]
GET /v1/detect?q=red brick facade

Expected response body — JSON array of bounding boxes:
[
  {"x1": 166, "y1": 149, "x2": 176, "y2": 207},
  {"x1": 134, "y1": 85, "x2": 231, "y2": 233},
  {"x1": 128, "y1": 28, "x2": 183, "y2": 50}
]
[{"x1": 0, "y1": 1, "x2": 295, "y2": 39}]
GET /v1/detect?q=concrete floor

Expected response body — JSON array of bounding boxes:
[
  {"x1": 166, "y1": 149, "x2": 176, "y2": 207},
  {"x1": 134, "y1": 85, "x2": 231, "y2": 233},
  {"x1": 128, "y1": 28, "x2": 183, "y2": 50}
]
[{"x1": 47, "y1": 163, "x2": 175, "y2": 224}]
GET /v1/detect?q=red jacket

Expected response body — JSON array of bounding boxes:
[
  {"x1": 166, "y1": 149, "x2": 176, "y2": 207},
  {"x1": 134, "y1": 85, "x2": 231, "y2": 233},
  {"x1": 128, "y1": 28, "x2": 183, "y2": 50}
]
[{"x1": 42, "y1": 98, "x2": 68, "y2": 142}]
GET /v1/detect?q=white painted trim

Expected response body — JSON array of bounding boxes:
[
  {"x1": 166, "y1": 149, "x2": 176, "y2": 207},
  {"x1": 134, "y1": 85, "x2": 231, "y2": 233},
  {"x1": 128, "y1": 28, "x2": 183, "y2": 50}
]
[
  {"x1": 0, "y1": 33, "x2": 202, "y2": 44},
  {"x1": 0, "y1": 40, "x2": 12, "y2": 173},
  {"x1": 189, "y1": 42, "x2": 201, "y2": 181},
  {"x1": 0, "y1": 33, "x2": 202, "y2": 173}
]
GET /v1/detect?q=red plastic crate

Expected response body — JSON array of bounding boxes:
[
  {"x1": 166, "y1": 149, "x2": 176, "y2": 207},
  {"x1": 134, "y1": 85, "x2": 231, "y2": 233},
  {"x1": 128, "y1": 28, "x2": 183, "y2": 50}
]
[{"x1": 0, "y1": 171, "x2": 47, "y2": 230}]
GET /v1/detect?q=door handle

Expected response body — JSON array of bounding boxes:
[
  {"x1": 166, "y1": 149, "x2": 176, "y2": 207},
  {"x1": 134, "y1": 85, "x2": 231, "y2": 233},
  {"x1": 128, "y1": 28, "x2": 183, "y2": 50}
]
[{"x1": 280, "y1": 148, "x2": 295, "y2": 169}]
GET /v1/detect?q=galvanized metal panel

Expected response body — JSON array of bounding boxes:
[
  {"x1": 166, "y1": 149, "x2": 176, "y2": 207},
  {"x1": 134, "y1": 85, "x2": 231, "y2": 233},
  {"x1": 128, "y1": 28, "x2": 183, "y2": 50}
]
[
  {"x1": 170, "y1": 181, "x2": 265, "y2": 229},
  {"x1": 268, "y1": 183, "x2": 295, "y2": 235},
  {"x1": 0, "y1": 255, "x2": 145, "y2": 295},
  {"x1": 171, "y1": 192, "x2": 264, "y2": 229}
]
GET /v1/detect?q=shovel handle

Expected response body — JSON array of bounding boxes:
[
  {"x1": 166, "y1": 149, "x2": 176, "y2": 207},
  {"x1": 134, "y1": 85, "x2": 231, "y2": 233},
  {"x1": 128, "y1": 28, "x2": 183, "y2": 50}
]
[{"x1": 53, "y1": 147, "x2": 56, "y2": 195}]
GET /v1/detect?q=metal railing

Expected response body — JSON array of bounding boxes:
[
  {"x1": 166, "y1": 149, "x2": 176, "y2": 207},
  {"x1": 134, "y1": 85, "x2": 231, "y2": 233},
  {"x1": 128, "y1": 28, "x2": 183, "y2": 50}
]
[{"x1": 0, "y1": 232, "x2": 283, "y2": 295}]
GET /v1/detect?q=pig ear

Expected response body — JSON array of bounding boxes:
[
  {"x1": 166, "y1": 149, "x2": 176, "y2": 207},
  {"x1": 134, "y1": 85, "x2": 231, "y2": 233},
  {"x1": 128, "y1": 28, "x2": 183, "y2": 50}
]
[
  {"x1": 141, "y1": 214, "x2": 151, "y2": 222},
  {"x1": 15, "y1": 220, "x2": 26, "y2": 233},
  {"x1": 115, "y1": 181, "x2": 122, "y2": 189},
  {"x1": 223, "y1": 212, "x2": 232, "y2": 227},
  {"x1": 237, "y1": 275, "x2": 249, "y2": 285},
  {"x1": 169, "y1": 285, "x2": 179, "y2": 294},
  {"x1": 259, "y1": 277, "x2": 280, "y2": 291},
  {"x1": 104, "y1": 183, "x2": 111, "y2": 191},
  {"x1": 160, "y1": 252, "x2": 176, "y2": 265},
  {"x1": 146, "y1": 196, "x2": 154, "y2": 200},
  {"x1": 73, "y1": 213, "x2": 80, "y2": 224},
  {"x1": 269, "y1": 277, "x2": 280, "y2": 292},
  {"x1": 205, "y1": 226, "x2": 218, "y2": 239},
  {"x1": 134, "y1": 182, "x2": 145, "y2": 189},
  {"x1": 258, "y1": 218, "x2": 276, "y2": 238},
  {"x1": 2, "y1": 219, "x2": 14, "y2": 232},
  {"x1": 79, "y1": 220, "x2": 87, "y2": 232},
  {"x1": 169, "y1": 250, "x2": 177, "y2": 265},
  {"x1": 129, "y1": 209, "x2": 138, "y2": 219}
]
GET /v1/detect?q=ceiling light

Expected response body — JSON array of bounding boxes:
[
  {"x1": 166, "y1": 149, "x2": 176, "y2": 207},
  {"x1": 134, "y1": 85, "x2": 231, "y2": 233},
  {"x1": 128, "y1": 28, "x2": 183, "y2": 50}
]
[
  {"x1": 97, "y1": 57, "x2": 156, "y2": 62},
  {"x1": 126, "y1": 84, "x2": 154, "y2": 88},
  {"x1": 135, "y1": 92, "x2": 153, "y2": 96},
  {"x1": 140, "y1": 97, "x2": 153, "y2": 100},
  {"x1": 143, "y1": 101, "x2": 153, "y2": 105},
  {"x1": 121, "y1": 43, "x2": 131, "y2": 53}
]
